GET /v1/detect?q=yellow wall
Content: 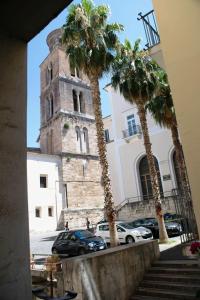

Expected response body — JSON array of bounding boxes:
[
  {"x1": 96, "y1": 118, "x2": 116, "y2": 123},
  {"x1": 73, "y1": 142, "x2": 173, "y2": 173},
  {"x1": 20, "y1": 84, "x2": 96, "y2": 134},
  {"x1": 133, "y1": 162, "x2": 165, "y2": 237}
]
[{"x1": 153, "y1": 0, "x2": 200, "y2": 233}]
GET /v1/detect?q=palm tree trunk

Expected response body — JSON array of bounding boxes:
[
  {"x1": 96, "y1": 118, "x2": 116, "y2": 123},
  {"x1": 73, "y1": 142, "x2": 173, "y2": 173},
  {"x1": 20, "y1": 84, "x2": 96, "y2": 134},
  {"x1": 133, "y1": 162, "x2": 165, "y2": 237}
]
[
  {"x1": 171, "y1": 124, "x2": 190, "y2": 198},
  {"x1": 137, "y1": 102, "x2": 169, "y2": 243},
  {"x1": 89, "y1": 74, "x2": 118, "y2": 247}
]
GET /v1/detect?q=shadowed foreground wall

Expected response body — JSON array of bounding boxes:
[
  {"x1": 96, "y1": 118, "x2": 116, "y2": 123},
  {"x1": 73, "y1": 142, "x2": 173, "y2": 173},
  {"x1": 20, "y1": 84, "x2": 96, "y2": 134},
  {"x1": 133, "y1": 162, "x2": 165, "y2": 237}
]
[
  {"x1": 153, "y1": 0, "x2": 200, "y2": 234},
  {"x1": 62, "y1": 240, "x2": 159, "y2": 300},
  {"x1": 0, "y1": 34, "x2": 31, "y2": 300}
]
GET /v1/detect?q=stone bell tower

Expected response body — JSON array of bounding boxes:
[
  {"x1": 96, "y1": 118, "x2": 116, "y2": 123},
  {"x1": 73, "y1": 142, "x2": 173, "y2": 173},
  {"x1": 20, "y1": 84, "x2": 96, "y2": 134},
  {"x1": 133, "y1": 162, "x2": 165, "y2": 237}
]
[{"x1": 39, "y1": 29, "x2": 104, "y2": 228}]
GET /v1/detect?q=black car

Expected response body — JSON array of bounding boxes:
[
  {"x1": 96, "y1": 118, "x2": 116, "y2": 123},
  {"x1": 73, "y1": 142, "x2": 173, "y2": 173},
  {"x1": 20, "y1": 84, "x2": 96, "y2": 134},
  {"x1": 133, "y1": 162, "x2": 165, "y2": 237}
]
[
  {"x1": 52, "y1": 229, "x2": 107, "y2": 256},
  {"x1": 128, "y1": 217, "x2": 182, "y2": 238}
]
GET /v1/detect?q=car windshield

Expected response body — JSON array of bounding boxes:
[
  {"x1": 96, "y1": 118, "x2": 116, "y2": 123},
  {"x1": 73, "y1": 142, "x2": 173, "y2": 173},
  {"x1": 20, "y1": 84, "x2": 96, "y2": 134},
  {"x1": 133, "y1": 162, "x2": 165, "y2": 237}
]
[
  {"x1": 119, "y1": 223, "x2": 134, "y2": 229},
  {"x1": 74, "y1": 230, "x2": 94, "y2": 239},
  {"x1": 145, "y1": 219, "x2": 158, "y2": 225}
]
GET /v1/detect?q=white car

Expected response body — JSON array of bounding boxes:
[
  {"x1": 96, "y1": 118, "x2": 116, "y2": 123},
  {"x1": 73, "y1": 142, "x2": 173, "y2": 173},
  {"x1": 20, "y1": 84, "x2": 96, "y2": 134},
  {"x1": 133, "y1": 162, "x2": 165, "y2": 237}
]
[{"x1": 95, "y1": 222, "x2": 144, "y2": 244}]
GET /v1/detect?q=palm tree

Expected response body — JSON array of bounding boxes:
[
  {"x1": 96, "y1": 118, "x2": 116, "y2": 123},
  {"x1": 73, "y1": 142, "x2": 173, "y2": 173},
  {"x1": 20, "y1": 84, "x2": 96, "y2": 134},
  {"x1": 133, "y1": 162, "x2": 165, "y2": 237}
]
[
  {"x1": 111, "y1": 39, "x2": 169, "y2": 243},
  {"x1": 62, "y1": 0, "x2": 123, "y2": 247},
  {"x1": 146, "y1": 70, "x2": 190, "y2": 198}
]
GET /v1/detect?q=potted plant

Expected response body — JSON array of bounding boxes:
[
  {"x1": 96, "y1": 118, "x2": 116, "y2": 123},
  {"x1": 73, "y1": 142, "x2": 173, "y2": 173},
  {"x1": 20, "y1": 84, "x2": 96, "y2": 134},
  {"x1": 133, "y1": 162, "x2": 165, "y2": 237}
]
[
  {"x1": 190, "y1": 241, "x2": 200, "y2": 267},
  {"x1": 45, "y1": 254, "x2": 62, "y2": 272}
]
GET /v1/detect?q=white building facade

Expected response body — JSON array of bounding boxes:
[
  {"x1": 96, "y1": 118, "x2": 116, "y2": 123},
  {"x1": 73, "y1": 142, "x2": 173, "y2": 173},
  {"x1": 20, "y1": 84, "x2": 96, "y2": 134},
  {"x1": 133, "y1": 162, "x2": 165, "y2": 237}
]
[
  {"x1": 103, "y1": 86, "x2": 180, "y2": 207},
  {"x1": 27, "y1": 150, "x2": 64, "y2": 232}
]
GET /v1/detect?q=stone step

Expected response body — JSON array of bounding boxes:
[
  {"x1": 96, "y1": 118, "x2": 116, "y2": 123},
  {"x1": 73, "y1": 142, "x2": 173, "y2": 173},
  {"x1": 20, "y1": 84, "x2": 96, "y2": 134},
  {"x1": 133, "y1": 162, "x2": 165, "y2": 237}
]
[
  {"x1": 144, "y1": 273, "x2": 200, "y2": 284},
  {"x1": 149, "y1": 266, "x2": 200, "y2": 275},
  {"x1": 136, "y1": 287, "x2": 195, "y2": 299},
  {"x1": 131, "y1": 296, "x2": 170, "y2": 300},
  {"x1": 141, "y1": 280, "x2": 200, "y2": 292},
  {"x1": 153, "y1": 260, "x2": 198, "y2": 268}
]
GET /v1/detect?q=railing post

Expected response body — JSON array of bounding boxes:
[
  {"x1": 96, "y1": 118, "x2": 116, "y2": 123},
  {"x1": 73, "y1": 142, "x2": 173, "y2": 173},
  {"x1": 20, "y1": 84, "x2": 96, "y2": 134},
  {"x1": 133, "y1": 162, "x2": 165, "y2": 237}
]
[{"x1": 137, "y1": 10, "x2": 160, "y2": 48}]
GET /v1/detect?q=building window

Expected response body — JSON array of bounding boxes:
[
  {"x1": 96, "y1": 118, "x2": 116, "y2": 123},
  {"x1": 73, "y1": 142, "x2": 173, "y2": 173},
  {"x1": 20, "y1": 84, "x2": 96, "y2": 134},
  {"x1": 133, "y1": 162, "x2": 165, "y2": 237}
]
[
  {"x1": 75, "y1": 126, "x2": 82, "y2": 152},
  {"x1": 139, "y1": 155, "x2": 163, "y2": 201},
  {"x1": 46, "y1": 98, "x2": 50, "y2": 120},
  {"x1": 50, "y1": 94, "x2": 54, "y2": 117},
  {"x1": 73, "y1": 90, "x2": 78, "y2": 112},
  {"x1": 46, "y1": 63, "x2": 53, "y2": 85},
  {"x1": 70, "y1": 65, "x2": 76, "y2": 77},
  {"x1": 35, "y1": 207, "x2": 41, "y2": 218},
  {"x1": 79, "y1": 92, "x2": 85, "y2": 113},
  {"x1": 83, "y1": 127, "x2": 89, "y2": 153},
  {"x1": 50, "y1": 63, "x2": 53, "y2": 81},
  {"x1": 48, "y1": 207, "x2": 53, "y2": 217},
  {"x1": 127, "y1": 114, "x2": 137, "y2": 136},
  {"x1": 70, "y1": 65, "x2": 80, "y2": 78},
  {"x1": 40, "y1": 175, "x2": 47, "y2": 188},
  {"x1": 173, "y1": 150, "x2": 181, "y2": 190},
  {"x1": 104, "y1": 129, "x2": 110, "y2": 143}
]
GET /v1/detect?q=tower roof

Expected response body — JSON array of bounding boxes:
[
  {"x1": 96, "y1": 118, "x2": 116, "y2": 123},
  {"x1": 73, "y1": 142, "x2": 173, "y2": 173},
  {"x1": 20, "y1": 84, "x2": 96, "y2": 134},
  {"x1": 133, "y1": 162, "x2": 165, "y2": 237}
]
[{"x1": 47, "y1": 28, "x2": 63, "y2": 52}]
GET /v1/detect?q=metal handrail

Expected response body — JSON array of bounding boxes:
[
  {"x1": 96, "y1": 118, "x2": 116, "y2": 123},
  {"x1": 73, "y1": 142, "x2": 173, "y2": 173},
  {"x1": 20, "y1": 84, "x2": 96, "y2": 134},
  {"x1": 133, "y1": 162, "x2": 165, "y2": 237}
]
[
  {"x1": 115, "y1": 190, "x2": 174, "y2": 212},
  {"x1": 137, "y1": 10, "x2": 160, "y2": 49}
]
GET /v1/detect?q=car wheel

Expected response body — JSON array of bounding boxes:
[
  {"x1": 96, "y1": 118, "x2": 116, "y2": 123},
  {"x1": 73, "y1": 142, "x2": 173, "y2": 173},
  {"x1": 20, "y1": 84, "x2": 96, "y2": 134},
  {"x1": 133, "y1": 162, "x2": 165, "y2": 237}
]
[
  {"x1": 78, "y1": 248, "x2": 86, "y2": 256},
  {"x1": 126, "y1": 236, "x2": 135, "y2": 244},
  {"x1": 52, "y1": 248, "x2": 58, "y2": 254}
]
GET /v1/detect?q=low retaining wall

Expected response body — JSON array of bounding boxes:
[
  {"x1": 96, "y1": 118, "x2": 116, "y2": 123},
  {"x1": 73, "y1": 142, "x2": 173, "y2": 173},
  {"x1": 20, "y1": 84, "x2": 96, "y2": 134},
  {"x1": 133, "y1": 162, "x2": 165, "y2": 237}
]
[
  {"x1": 117, "y1": 197, "x2": 176, "y2": 220},
  {"x1": 61, "y1": 240, "x2": 159, "y2": 300}
]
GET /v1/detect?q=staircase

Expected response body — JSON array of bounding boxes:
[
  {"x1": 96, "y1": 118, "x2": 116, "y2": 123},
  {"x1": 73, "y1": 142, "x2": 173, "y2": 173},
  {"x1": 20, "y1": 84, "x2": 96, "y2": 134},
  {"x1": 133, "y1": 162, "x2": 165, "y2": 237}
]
[{"x1": 131, "y1": 260, "x2": 200, "y2": 300}]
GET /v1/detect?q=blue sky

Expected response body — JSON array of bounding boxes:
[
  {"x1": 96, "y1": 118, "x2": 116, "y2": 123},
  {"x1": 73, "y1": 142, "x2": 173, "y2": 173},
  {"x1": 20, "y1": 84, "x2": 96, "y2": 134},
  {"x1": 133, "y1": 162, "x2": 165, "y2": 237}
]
[{"x1": 27, "y1": 0, "x2": 153, "y2": 147}]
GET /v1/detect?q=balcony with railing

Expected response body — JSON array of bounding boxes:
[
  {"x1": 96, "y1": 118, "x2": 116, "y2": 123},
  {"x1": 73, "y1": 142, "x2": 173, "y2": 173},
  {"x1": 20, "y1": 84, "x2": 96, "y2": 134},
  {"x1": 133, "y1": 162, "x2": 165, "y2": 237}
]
[
  {"x1": 137, "y1": 10, "x2": 160, "y2": 49},
  {"x1": 122, "y1": 125, "x2": 142, "y2": 140}
]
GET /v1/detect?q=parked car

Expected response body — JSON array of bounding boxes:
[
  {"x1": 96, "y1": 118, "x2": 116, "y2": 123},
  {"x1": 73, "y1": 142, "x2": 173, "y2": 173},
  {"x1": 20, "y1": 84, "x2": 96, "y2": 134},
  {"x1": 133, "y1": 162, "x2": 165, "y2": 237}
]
[
  {"x1": 52, "y1": 229, "x2": 107, "y2": 256},
  {"x1": 164, "y1": 212, "x2": 187, "y2": 230},
  {"x1": 123, "y1": 222, "x2": 153, "y2": 240},
  {"x1": 95, "y1": 221, "x2": 144, "y2": 244},
  {"x1": 127, "y1": 218, "x2": 182, "y2": 238}
]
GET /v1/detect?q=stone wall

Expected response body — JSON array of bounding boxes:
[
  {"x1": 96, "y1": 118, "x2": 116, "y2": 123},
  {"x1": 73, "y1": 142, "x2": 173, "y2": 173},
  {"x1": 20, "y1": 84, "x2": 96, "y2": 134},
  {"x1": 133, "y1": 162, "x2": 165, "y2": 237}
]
[
  {"x1": 117, "y1": 197, "x2": 176, "y2": 221},
  {"x1": 62, "y1": 156, "x2": 104, "y2": 209},
  {"x1": 61, "y1": 240, "x2": 159, "y2": 300},
  {"x1": 59, "y1": 207, "x2": 104, "y2": 230}
]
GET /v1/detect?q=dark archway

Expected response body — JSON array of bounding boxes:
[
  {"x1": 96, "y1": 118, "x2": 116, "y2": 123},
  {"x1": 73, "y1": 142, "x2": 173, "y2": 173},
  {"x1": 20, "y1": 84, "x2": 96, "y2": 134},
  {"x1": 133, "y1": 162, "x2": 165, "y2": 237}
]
[{"x1": 139, "y1": 155, "x2": 163, "y2": 200}]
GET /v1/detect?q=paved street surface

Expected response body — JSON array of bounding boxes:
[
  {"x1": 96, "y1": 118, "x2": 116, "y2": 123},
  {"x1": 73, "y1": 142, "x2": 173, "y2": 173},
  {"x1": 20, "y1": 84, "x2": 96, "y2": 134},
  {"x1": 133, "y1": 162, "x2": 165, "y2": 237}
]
[
  {"x1": 30, "y1": 230, "x2": 63, "y2": 255},
  {"x1": 30, "y1": 230, "x2": 182, "y2": 255}
]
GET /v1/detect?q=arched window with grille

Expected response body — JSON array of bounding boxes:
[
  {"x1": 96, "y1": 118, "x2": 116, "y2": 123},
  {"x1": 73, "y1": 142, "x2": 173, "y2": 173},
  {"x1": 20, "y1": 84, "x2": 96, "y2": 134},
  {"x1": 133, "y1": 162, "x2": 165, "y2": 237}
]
[
  {"x1": 172, "y1": 150, "x2": 182, "y2": 190},
  {"x1": 83, "y1": 127, "x2": 89, "y2": 153},
  {"x1": 139, "y1": 155, "x2": 163, "y2": 201},
  {"x1": 75, "y1": 126, "x2": 82, "y2": 152}
]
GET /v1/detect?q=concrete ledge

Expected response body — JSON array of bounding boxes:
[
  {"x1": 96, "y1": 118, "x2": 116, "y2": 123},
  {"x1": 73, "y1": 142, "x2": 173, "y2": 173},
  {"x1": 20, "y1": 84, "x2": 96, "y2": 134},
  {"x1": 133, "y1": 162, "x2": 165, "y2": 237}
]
[{"x1": 62, "y1": 240, "x2": 160, "y2": 300}]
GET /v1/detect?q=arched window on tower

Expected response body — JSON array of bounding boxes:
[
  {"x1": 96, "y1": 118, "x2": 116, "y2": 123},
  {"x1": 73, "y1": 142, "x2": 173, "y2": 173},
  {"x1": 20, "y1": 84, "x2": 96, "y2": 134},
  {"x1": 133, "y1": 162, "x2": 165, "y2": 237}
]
[
  {"x1": 73, "y1": 90, "x2": 78, "y2": 112},
  {"x1": 173, "y1": 150, "x2": 182, "y2": 190},
  {"x1": 70, "y1": 65, "x2": 76, "y2": 77},
  {"x1": 50, "y1": 63, "x2": 53, "y2": 81},
  {"x1": 83, "y1": 127, "x2": 89, "y2": 153},
  {"x1": 50, "y1": 94, "x2": 54, "y2": 117},
  {"x1": 79, "y1": 92, "x2": 85, "y2": 113},
  {"x1": 139, "y1": 155, "x2": 163, "y2": 201},
  {"x1": 46, "y1": 63, "x2": 53, "y2": 85},
  {"x1": 75, "y1": 126, "x2": 82, "y2": 153},
  {"x1": 46, "y1": 98, "x2": 50, "y2": 120}
]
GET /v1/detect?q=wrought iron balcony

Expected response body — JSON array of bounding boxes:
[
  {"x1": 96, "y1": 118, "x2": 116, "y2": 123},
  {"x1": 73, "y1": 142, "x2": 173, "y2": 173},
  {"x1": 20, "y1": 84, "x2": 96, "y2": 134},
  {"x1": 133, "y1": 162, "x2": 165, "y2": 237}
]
[
  {"x1": 122, "y1": 125, "x2": 142, "y2": 139},
  {"x1": 137, "y1": 10, "x2": 160, "y2": 49}
]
